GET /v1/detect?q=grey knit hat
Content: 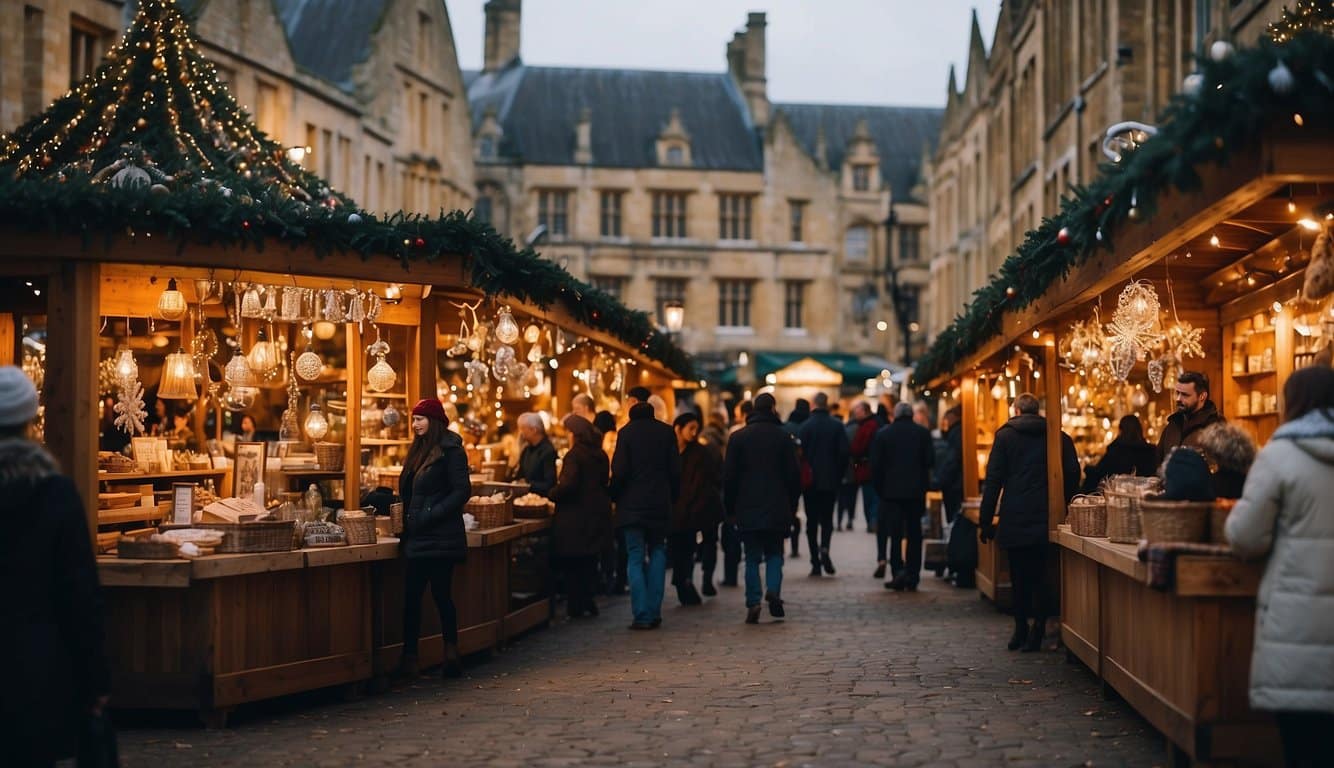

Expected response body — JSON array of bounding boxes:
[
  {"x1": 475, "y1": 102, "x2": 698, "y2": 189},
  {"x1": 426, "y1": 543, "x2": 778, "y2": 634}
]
[{"x1": 0, "y1": 366, "x2": 39, "y2": 427}]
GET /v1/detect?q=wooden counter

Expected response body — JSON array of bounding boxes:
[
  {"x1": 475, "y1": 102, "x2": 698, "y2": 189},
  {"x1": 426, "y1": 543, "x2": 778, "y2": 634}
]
[
  {"x1": 962, "y1": 499, "x2": 1010, "y2": 609},
  {"x1": 1054, "y1": 525, "x2": 1276, "y2": 766},
  {"x1": 102, "y1": 520, "x2": 553, "y2": 726}
]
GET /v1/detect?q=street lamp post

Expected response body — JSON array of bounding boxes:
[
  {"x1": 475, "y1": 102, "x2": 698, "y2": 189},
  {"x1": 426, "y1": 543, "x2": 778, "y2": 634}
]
[
  {"x1": 882, "y1": 204, "x2": 917, "y2": 367},
  {"x1": 663, "y1": 300, "x2": 685, "y2": 337}
]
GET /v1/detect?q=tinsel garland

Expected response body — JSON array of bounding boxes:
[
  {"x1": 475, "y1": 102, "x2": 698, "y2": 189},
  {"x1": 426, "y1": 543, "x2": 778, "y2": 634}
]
[{"x1": 913, "y1": 27, "x2": 1334, "y2": 384}]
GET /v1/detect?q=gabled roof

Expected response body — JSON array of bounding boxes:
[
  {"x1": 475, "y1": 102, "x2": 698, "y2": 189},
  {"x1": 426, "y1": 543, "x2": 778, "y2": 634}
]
[
  {"x1": 466, "y1": 65, "x2": 763, "y2": 171},
  {"x1": 773, "y1": 103, "x2": 944, "y2": 200},
  {"x1": 272, "y1": 0, "x2": 391, "y2": 94}
]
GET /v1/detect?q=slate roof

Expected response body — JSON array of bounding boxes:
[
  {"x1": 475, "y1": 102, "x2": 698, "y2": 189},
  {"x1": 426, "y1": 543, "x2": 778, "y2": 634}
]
[
  {"x1": 774, "y1": 103, "x2": 944, "y2": 200},
  {"x1": 465, "y1": 65, "x2": 764, "y2": 171},
  {"x1": 272, "y1": 0, "x2": 391, "y2": 94}
]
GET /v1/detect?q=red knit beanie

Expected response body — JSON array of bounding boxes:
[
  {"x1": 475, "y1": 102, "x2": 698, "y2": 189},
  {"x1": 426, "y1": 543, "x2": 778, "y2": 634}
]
[{"x1": 411, "y1": 398, "x2": 448, "y2": 425}]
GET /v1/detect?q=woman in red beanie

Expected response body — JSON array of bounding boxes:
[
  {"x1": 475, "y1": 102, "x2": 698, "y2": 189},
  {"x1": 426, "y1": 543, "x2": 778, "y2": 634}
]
[{"x1": 396, "y1": 398, "x2": 471, "y2": 679}]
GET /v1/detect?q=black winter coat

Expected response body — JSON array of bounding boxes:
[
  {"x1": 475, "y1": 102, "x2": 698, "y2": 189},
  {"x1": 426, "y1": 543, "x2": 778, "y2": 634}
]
[
  {"x1": 1082, "y1": 436, "x2": 1158, "y2": 492},
  {"x1": 979, "y1": 413, "x2": 1080, "y2": 549},
  {"x1": 0, "y1": 439, "x2": 110, "y2": 764},
  {"x1": 937, "y1": 422, "x2": 965, "y2": 511},
  {"x1": 723, "y1": 410, "x2": 802, "y2": 533},
  {"x1": 609, "y1": 402, "x2": 680, "y2": 532},
  {"x1": 400, "y1": 430, "x2": 470, "y2": 561},
  {"x1": 1156, "y1": 400, "x2": 1224, "y2": 467},
  {"x1": 548, "y1": 418, "x2": 613, "y2": 557},
  {"x1": 869, "y1": 415, "x2": 934, "y2": 501},
  {"x1": 517, "y1": 436, "x2": 557, "y2": 496},
  {"x1": 673, "y1": 441, "x2": 725, "y2": 532},
  {"x1": 798, "y1": 409, "x2": 851, "y2": 492}
]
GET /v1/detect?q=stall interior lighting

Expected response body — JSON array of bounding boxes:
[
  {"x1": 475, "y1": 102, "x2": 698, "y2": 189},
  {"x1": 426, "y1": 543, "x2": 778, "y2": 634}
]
[{"x1": 1299, "y1": 218, "x2": 1321, "y2": 231}]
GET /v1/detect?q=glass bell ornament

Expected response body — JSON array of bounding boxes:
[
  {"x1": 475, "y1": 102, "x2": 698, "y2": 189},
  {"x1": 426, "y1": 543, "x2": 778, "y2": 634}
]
[
  {"x1": 224, "y1": 350, "x2": 257, "y2": 389},
  {"x1": 321, "y1": 289, "x2": 344, "y2": 322},
  {"x1": 304, "y1": 402, "x2": 329, "y2": 440},
  {"x1": 280, "y1": 287, "x2": 303, "y2": 322},
  {"x1": 157, "y1": 278, "x2": 187, "y2": 321},
  {"x1": 262, "y1": 286, "x2": 278, "y2": 320},
  {"x1": 346, "y1": 290, "x2": 366, "y2": 324},
  {"x1": 240, "y1": 284, "x2": 263, "y2": 318},
  {"x1": 495, "y1": 306, "x2": 520, "y2": 345}
]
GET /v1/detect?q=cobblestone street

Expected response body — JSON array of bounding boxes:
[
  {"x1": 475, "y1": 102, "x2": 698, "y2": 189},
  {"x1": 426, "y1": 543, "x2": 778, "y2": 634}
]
[{"x1": 118, "y1": 529, "x2": 1165, "y2": 767}]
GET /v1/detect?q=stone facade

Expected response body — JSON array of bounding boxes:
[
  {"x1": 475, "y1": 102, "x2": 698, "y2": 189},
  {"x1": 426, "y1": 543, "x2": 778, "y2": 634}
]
[
  {"x1": 467, "y1": 4, "x2": 942, "y2": 377},
  {"x1": 925, "y1": 0, "x2": 1287, "y2": 343},
  {"x1": 0, "y1": 0, "x2": 474, "y2": 216}
]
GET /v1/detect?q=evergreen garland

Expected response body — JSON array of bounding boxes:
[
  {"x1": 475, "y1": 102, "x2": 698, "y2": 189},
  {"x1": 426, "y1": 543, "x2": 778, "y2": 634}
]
[
  {"x1": 913, "y1": 27, "x2": 1334, "y2": 385},
  {"x1": 0, "y1": 0, "x2": 691, "y2": 376}
]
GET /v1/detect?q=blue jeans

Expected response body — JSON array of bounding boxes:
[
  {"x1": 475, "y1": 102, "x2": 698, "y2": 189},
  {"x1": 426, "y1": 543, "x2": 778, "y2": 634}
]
[
  {"x1": 860, "y1": 483, "x2": 879, "y2": 528},
  {"x1": 623, "y1": 526, "x2": 666, "y2": 624},
  {"x1": 741, "y1": 531, "x2": 785, "y2": 608}
]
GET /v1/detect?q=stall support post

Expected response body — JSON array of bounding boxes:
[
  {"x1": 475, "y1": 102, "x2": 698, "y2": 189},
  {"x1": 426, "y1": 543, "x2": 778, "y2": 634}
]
[
  {"x1": 345, "y1": 323, "x2": 363, "y2": 503},
  {"x1": 46, "y1": 261, "x2": 101, "y2": 540},
  {"x1": 960, "y1": 374, "x2": 979, "y2": 496},
  {"x1": 0, "y1": 313, "x2": 14, "y2": 365},
  {"x1": 1043, "y1": 343, "x2": 1063, "y2": 534},
  {"x1": 415, "y1": 293, "x2": 438, "y2": 401}
]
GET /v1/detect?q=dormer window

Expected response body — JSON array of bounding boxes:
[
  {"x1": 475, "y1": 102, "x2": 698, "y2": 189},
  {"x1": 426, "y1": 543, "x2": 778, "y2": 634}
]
[
  {"x1": 656, "y1": 107, "x2": 692, "y2": 167},
  {"x1": 475, "y1": 106, "x2": 503, "y2": 161},
  {"x1": 479, "y1": 135, "x2": 496, "y2": 159},
  {"x1": 852, "y1": 164, "x2": 872, "y2": 192},
  {"x1": 666, "y1": 146, "x2": 684, "y2": 166}
]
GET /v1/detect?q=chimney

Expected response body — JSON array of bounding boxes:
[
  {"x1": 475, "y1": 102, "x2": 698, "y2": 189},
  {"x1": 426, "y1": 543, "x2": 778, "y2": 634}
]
[
  {"x1": 726, "y1": 31, "x2": 746, "y2": 82},
  {"x1": 742, "y1": 12, "x2": 768, "y2": 129},
  {"x1": 483, "y1": 0, "x2": 522, "y2": 73},
  {"x1": 574, "y1": 107, "x2": 592, "y2": 165}
]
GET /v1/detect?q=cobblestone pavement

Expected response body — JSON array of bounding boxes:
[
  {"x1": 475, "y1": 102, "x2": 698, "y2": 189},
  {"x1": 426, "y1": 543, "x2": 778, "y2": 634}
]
[{"x1": 118, "y1": 529, "x2": 1165, "y2": 767}]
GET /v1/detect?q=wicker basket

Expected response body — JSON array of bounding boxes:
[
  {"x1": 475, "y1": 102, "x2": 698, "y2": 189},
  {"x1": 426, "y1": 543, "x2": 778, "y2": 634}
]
[
  {"x1": 466, "y1": 497, "x2": 513, "y2": 528},
  {"x1": 1139, "y1": 498, "x2": 1212, "y2": 544},
  {"x1": 1067, "y1": 494, "x2": 1107, "y2": 537},
  {"x1": 117, "y1": 534, "x2": 180, "y2": 559},
  {"x1": 314, "y1": 441, "x2": 345, "y2": 471},
  {"x1": 390, "y1": 501, "x2": 404, "y2": 535},
  {"x1": 1104, "y1": 491, "x2": 1140, "y2": 544},
  {"x1": 513, "y1": 499, "x2": 552, "y2": 519},
  {"x1": 197, "y1": 520, "x2": 297, "y2": 553},
  {"x1": 338, "y1": 510, "x2": 378, "y2": 545},
  {"x1": 1210, "y1": 499, "x2": 1236, "y2": 545}
]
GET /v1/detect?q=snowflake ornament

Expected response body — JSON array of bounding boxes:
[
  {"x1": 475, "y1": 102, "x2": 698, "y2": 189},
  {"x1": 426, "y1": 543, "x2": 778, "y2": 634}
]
[
  {"x1": 114, "y1": 378, "x2": 147, "y2": 434},
  {"x1": 1166, "y1": 321, "x2": 1205, "y2": 360}
]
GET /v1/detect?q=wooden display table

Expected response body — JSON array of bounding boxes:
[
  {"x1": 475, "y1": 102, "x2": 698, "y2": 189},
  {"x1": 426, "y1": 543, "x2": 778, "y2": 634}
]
[
  {"x1": 962, "y1": 498, "x2": 1010, "y2": 609},
  {"x1": 1054, "y1": 525, "x2": 1276, "y2": 766}
]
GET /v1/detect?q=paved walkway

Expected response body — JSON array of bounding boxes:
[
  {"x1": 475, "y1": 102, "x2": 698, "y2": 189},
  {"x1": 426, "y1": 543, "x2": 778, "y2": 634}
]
[{"x1": 118, "y1": 528, "x2": 1165, "y2": 767}]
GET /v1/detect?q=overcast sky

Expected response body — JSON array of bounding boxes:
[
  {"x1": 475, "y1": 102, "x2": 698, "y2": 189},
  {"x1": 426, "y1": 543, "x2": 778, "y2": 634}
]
[{"x1": 448, "y1": 1, "x2": 1000, "y2": 108}]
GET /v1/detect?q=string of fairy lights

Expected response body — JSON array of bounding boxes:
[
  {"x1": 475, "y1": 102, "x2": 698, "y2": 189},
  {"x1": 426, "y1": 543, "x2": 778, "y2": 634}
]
[
  {"x1": 1267, "y1": 0, "x2": 1334, "y2": 45},
  {"x1": 0, "y1": 0, "x2": 332, "y2": 204}
]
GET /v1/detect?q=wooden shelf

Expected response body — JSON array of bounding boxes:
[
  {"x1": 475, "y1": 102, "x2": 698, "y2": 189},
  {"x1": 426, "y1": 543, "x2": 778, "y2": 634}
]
[
  {"x1": 98, "y1": 503, "x2": 166, "y2": 526},
  {"x1": 362, "y1": 393, "x2": 408, "y2": 399},
  {"x1": 1237, "y1": 412, "x2": 1279, "y2": 420},
  {"x1": 361, "y1": 438, "x2": 412, "y2": 446},
  {"x1": 280, "y1": 469, "x2": 345, "y2": 477},
  {"x1": 100, "y1": 469, "x2": 226, "y2": 482},
  {"x1": 1229, "y1": 370, "x2": 1276, "y2": 379}
]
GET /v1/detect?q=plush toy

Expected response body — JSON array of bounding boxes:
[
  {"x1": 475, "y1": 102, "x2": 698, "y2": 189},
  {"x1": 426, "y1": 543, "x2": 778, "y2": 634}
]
[{"x1": 1304, "y1": 219, "x2": 1334, "y2": 301}]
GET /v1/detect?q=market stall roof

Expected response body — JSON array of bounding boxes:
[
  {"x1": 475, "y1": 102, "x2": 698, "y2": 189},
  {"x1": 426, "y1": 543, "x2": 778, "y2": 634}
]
[
  {"x1": 716, "y1": 351, "x2": 906, "y2": 387},
  {"x1": 0, "y1": 0, "x2": 690, "y2": 377},
  {"x1": 914, "y1": 16, "x2": 1334, "y2": 387}
]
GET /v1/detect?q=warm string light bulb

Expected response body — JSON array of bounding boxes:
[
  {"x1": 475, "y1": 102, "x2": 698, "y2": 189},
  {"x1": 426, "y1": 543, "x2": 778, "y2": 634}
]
[
  {"x1": 304, "y1": 402, "x2": 329, "y2": 440},
  {"x1": 157, "y1": 277, "x2": 186, "y2": 321}
]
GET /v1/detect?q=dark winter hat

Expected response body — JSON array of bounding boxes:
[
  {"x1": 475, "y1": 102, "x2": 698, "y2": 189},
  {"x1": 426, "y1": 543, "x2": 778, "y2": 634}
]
[
  {"x1": 0, "y1": 366, "x2": 39, "y2": 428},
  {"x1": 411, "y1": 398, "x2": 449, "y2": 425},
  {"x1": 627, "y1": 386, "x2": 651, "y2": 403},
  {"x1": 593, "y1": 410, "x2": 617, "y2": 434},
  {"x1": 753, "y1": 393, "x2": 777, "y2": 413},
  {"x1": 1160, "y1": 447, "x2": 1215, "y2": 502}
]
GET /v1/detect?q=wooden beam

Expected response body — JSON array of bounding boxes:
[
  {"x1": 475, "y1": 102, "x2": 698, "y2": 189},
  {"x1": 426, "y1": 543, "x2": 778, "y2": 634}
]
[
  {"x1": 1043, "y1": 343, "x2": 1064, "y2": 535},
  {"x1": 0, "y1": 313, "x2": 14, "y2": 366},
  {"x1": 45, "y1": 261, "x2": 101, "y2": 542},
  {"x1": 961, "y1": 374, "x2": 979, "y2": 499},
  {"x1": 344, "y1": 323, "x2": 363, "y2": 506},
  {"x1": 416, "y1": 294, "x2": 438, "y2": 401}
]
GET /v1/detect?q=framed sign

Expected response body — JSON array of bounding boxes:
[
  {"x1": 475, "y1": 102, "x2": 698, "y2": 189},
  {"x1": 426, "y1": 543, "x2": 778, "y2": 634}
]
[
  {"x1": 171, "y1": 482, "x2": 195, "y2": 525},
  {"x1": 233, "y1": 441, "x2": 267, "y2": 500}
]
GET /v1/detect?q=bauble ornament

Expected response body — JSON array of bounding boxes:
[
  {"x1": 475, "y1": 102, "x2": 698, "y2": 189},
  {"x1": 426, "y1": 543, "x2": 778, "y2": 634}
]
[
  {"x1": 1268, "y1": 60, "x2": 1295, "y2": 94},
  {"x1": 1209, "y1": 40, "x2": 1234, "y2": 62},
  {"x1": 1005, "y1": 286, "x2": 1016, "y2": 299},
  {"x1": 347, "y1": 212, "x2": 362, "y2": 224},
  {"x1": 1182, "y1": 73, "x2": 1204, "y2": 97},
  {"x1": 110, "y1": 165, "x2": 151, "y2": 190},
  {"x1": 1056, "y1": 227, "x2": 1072, "y2": 246}
]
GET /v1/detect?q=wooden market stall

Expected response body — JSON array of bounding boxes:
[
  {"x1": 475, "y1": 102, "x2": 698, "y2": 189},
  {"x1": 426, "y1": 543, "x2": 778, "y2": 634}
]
[
  {"x1": 914, "y1": 23, "x2": 1334, "y2": 767},
  {"x1": 0, "y1": 0, "x2": 689, "y2": 726}
]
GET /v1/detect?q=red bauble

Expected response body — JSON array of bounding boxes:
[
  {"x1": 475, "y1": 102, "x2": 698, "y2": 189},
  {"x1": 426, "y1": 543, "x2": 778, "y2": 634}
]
[
  {"x1": 413, "y1": 237, "x2": 426, "y2": 248},
  {"x1": 591, "y1": 310, "x2": 600, "y2": 321},
  {"x1": 241, "y1": 220, "x2": 251, "y2": 230},
  {"x1": 1056, "y1": 227, "x2": 1072, "y2": 246},
  {"x1": 1005, "y1": 286, "x2": 1016, "y2": 299}
]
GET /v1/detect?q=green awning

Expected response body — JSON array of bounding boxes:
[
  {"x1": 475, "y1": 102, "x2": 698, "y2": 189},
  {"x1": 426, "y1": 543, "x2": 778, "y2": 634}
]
[{"x1": 753, "y1": 352, "x2": 903, "y2": 385}]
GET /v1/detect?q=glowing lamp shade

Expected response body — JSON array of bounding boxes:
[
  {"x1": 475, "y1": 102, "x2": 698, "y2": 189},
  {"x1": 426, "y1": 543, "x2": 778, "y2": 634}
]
[
  {"x1": 248, "y1": 340, "x2": 278, "y2": 374},
  {"x1": 663, "y1": 301, "x2": 685, "y2": 333},
  {"x1": 991, "y1": 381, "x2": 1007, "y2": 401},
  {"x1": 495, "y1": 306, "x2": 520, "y2": 344},
  {"x1": 224, "y1": 350, "x2": 257, "y2": 389},
  {"x1": 114, "y1": 347, "x2": 138, "y2": 383},
  {"x1": 366, "y1": 358, "x2": 397, "y2": 393},
  {"x1": 312, "y1": 320, "x2": 338, "y2": 340},
  {"x1": 158, "y1": 350, "x2": 198, "y2": 400},
  {"x1": 157, "y1": 278, "x2": 187, "y2": 321},
  {"x1": 304, "y1": 402, "x2": 329, "y2": 440},
  {"x1": 523, "y1": 323, "x2": 542, "y2": 344}
]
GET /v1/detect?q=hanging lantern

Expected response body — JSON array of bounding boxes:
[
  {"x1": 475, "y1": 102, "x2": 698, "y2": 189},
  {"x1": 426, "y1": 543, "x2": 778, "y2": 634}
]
[
  {"x1": 523, "y1": 323, "x2": 542, "y2": 344},
  {"x1": 304, "y1": 402, "x2": 329, "y2": 440},
  {"x1": 224, "y1": 350, "x2": 257, "y2": 389},
  {"x1": 158, "y1": 349, "x2": 198, "y2": 399},
  {"x1": 114, "y1": 346, "x2": 139, "y2": 384},
  {"x1": 495, "y1": 306, "x2": 520, "y2": 344},
  {"x1": 240, "y1": 284, "x2": 263, "y2": 318},
  {"x1": 248, "y1": 336, "x2": 278, "y2": 373},
  {"x1": 295, "y1": 345, "x2": 323, "y2": 381},
  {"x1": 157, "y1": 278, "x2": 187, "y2": 321},
  {"x1": 990, "y1": 380, "x2": 1006, "y2": 400},
  {"x1": 280, "y1": 287, "x2": 303, "y2": 322},
  {"x1": 367, "y1": 358, "x2": 397, "y2": 392},
  {"x1": 312, "y1": 320, "x2": 338, "y2": 340}
]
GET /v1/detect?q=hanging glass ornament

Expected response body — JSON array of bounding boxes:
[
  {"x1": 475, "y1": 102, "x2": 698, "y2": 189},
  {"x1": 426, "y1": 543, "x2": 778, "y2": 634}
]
[
  {"x1": 304, "y1": 402, "x2": 329, "y2": 440},
  {"x1": 296, "y1": 345, "x2": 323, "y2": 381},
  {"x1": 1166, "y1": 321, "x2": 1205, "y2": 360},
  {"x1": 382, "y1": 403, "x2": 401, "y2": 427},
  {"x1": 113, "y1": 346, "x2": 139, "y2": 385},
  {"x1": 262, "y1": 286, "x2": 278, "y2": 320},
  {"x1": 365, "y1": 327, "x2": 396, "y2": 392},
  {"x1": 157, "y1": 278, "x2": 187, "y2": 321},
  {"x1": 279, "y1": 408, "x2": 301, "y2": 441},
  {"x1": 527, "y1": 340, "x2": 543, "y2": 364},
  {"x1": 280, "y1": 286, "x2": 303, "y2": 322},
  {"x1": 346, "y1": 290, "x2": 366, "y2": 324},
  {"x1": 240, "y1": 284, "x2": 263, "y2": 318},
  {"x1": 224, "y1": 349, "x2": 257, "y2": 389},
  {"x1": 492, "y1": 344, "x2": 517, "y2": 380},
  {"x1": 465, "y1": 359, "x2": 489, "y2": 391},
  {"x1": 495, "y1": 306, "x2": 520, "y2": 344},
  {"x1": 365, "y1": 293, "x2": 383, "y2": 323},
  {"x1": 1131, "y1": 384, "x2": 1150, "y2": 408},
  {"x1": 322, "y1": 288, "x2": 345, "y2": 322},
  {"x1": 1147, "y1": 357, "x2": 1166, "y2": 392},
  {"x1": 1110, "y1": 342, "x2": 1136, "y2": 381},
  {"x1": 523, "y1": 323, "x2": 542, "y2": 345}
]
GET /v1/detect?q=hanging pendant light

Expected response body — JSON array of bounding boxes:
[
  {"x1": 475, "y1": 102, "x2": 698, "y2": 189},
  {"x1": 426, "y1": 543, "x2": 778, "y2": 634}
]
[
  {"x1": 194, "y1": 277, "x2": 219, "y2": 304},
  {"x1": 158, "y1": 349, "x2": 198, "y2": 399},
  {"x1": 365, "y1": 326, "x2": 396, "y2": 392},
  {"x1": 157, "y1": 278, "x2": 187, "y2": 321},
  {"x1": 114, "y1": 346, "x2": 139, "y2": 384},
  {"x1": 523, "y1": 323, "x2": 542, "y2": 344},
  {"x1": 304, "y1": 402, "x2": 329, "y2": 440},
  {"x1": 296, "y1": 344, "x2": 323, "y2": 381},
  {"x1": 248, "y1": 329, "x2": 278, "y2": 374},
  {"x1": 224, "y1": 349, "x2": 257, "y2": 389},
  {"x1": 495, "y1": 306, "x2": 520, "y2": 344}
]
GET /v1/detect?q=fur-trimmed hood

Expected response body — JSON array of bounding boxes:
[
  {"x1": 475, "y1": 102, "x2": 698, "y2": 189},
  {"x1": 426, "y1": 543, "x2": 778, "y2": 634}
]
[
  {"x1": 1197, "y1": 421, "x2": 1257, "y2": 473},
  {"x1": 0, "y1": 438, "x2": 60, "y2": 509}
]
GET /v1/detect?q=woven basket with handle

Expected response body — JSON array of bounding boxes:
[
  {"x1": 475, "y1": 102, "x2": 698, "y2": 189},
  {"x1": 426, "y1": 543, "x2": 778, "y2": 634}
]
[
  {"x1": 1139, "y1": 498, "x2": 1212, "y2": 544},
  {"x1": 466, "y1": 497, "x2": 513, "y2": 528},
  {"x1": 338, "y1": 509, "x2": 378, "y2": 545},
  {"x1": 314, "y1": 441, "x2": 344, "y2": 471},
  {"x1": 1067, "y1": 494, "x2": 1107, "y2": 537}
]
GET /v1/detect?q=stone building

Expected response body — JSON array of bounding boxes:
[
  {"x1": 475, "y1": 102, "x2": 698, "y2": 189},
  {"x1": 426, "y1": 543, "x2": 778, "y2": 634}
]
[
  {"x1": 466, "y1": 1, "x2": 942, "y2": 380},
  {"x1": 925, "y1": 0, "x2": 1288, "y2": 343},
  {"x1": 0, "y1": 0, "x2": 474, "y2": 215}
]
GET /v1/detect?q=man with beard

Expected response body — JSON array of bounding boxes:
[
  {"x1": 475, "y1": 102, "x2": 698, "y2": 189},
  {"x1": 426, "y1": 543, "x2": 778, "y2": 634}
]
[{"x1": 1156, "y1": 371, "x2": 1224, "y2": 466}]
